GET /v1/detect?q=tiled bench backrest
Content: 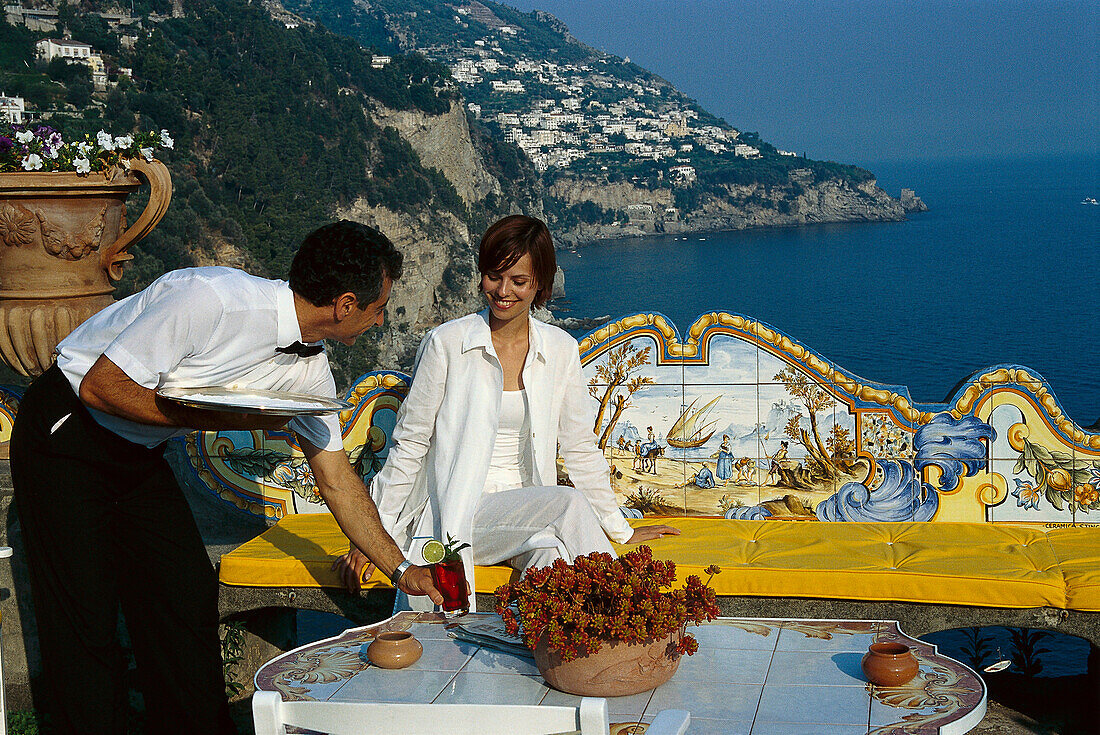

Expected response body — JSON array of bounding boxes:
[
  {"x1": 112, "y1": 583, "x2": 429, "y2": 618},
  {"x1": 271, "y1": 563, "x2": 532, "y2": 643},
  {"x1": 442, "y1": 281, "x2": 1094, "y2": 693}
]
[{"x1": 178, "y1": 312, "x2": 1100, "y2": 526}]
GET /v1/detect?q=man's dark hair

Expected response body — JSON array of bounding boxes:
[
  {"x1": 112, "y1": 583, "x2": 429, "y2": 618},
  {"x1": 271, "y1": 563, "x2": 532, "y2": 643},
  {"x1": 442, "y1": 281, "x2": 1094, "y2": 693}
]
[{"x1": 289, "y1": 220, "x2": 403, "y2": 308}]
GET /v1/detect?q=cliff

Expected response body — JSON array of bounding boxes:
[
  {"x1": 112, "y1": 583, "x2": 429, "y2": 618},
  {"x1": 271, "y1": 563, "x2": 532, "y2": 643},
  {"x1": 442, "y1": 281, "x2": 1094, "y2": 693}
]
[{"x1": 550, "y1": 173, "x2": 917, "y2": 246}]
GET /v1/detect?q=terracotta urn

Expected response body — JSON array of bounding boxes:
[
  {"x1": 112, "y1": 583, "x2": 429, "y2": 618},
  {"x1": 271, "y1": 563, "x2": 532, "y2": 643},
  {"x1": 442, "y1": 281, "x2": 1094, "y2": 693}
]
[
  {"x1": 861, "y1": 642, "x2": 919, "y2": 687},
  {"x1": 0, "y1": 158, "x2": 172, "y2": 376},
  {"x1": 534, "y1": 629, "x2": 682, "y2": 697},
  {"x1": 366, "y1": 631, "x2": 423, "y2": 669}
]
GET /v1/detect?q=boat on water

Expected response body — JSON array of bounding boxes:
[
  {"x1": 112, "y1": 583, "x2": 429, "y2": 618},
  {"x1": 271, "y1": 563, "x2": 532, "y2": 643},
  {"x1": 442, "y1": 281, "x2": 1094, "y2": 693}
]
[
  {"x1": 1082, "y1": 197, "x2": 1098, "y2": 205},
  {"x1": 667, "y1": 395, "x2": 722, "y2": 448}
]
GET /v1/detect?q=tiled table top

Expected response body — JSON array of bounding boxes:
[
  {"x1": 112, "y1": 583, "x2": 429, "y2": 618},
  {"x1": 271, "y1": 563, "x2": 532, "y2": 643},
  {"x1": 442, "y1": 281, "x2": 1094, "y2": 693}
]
[{"x1": 255, "y1": 613, "x2": 987, "y2": 735}]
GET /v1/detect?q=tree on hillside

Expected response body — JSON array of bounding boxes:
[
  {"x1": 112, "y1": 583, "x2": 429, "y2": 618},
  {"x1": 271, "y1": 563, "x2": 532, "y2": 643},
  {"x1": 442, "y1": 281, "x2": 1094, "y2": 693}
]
[{"x1": 588, "y1": 343, "x2": 654, "y2": 449}]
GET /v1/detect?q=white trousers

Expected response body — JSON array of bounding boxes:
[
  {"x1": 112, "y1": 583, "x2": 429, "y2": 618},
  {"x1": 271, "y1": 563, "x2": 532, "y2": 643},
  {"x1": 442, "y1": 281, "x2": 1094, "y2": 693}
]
[{"x1": 471, "y1": 485, "x2": 615, "y2": 571}]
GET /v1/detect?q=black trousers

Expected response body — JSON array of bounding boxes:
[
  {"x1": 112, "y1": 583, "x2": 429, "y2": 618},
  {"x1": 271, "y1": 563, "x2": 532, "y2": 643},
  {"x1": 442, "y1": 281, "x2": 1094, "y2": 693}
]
[{"x1": 10, "y1": 365, "x2": 236, "y2": 735}]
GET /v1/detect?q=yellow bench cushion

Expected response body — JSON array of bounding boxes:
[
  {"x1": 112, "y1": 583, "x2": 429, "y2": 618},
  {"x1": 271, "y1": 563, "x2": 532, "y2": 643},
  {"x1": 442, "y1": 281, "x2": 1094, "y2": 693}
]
[
  {"x1": 1046, "y1": 527, "x2": 1100, "y2": 612},
  {"x1": 218, "y1": 514, "x2": 1078, "y2": 610}
]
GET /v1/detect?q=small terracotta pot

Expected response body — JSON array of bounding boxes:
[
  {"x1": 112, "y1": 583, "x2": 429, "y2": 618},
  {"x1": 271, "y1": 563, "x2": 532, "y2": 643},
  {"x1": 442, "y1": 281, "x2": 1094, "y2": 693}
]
[
  {"x1": 366, "y1": 631, "x2": 423, "y2": 669},
  {"x1": 534, "y1": 629, "x2": 682, "y2": 697},
  {"x1": 861, "y1": 642, "x2": 919, "y2": 687}
]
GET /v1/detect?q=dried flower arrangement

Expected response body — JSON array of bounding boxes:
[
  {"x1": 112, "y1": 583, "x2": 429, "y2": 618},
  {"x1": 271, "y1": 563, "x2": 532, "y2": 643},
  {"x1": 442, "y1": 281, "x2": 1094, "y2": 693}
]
[{"x1": 495, "y1": 545, "x2": 720, "y2": 662}]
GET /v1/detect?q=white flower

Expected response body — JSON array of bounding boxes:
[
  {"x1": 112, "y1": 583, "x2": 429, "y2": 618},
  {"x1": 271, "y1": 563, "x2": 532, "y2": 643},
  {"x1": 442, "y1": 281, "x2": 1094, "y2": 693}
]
[
  {"x1": 77, "y1": 141, "x2": 92, "y2": 155},
  {"x1": 15, "y1": 130, "x2": 33, "y2": 144},
  {"x1": 21, "y1": 154, "x2": 42, "y2": 171},
  {"x1": 160, "y1": 129, "x2": 174, "y2": 149},
  {"x1": 73, "y1": 157, "x2": 91, "y2": 174},
  {"x1": 140, "y1": 147, "x2": 154, "y2": 162},
  {"x1": 97, "y1": 131, "x2": 115, "y2": 151},
  {"x1": 45, "y1": 146, "x2": 59, "y2": 159},
  {"x1": 114, "y1": 135, "x2": 133, "y2": 149}
]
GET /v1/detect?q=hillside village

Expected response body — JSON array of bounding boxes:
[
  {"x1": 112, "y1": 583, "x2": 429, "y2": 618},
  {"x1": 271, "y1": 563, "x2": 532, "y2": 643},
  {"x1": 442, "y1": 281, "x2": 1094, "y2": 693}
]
[
  {"x1": 423, "y1": 1, "x2": 796, "y2": 177},
  {"x1": 1, "y1": 3, "x2": 179, "y2": 123}
]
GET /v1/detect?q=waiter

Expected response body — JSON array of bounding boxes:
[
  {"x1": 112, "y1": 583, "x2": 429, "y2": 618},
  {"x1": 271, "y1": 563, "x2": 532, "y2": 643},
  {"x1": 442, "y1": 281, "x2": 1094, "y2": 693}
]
[{"x1": 10, "y1": 220, "x2": 442, "y2": 734}]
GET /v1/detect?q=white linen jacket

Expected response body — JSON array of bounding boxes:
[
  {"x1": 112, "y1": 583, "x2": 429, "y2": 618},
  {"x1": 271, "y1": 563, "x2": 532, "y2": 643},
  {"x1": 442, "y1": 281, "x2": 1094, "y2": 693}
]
[{"x1": 371, "y1": 311, "x2": 632, "y2": 602}]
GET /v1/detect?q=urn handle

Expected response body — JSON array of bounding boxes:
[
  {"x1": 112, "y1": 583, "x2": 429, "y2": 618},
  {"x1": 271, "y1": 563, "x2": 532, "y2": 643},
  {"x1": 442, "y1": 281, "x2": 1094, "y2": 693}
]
[{"x1": 101, "y1": 157, "x2": 173, "y2": 280}]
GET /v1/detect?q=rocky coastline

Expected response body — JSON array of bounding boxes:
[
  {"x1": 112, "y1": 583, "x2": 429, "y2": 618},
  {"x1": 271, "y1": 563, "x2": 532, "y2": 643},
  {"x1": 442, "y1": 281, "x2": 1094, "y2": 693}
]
[{"x1": 553, "y1": 176, "x2": 928, "y2": 249}]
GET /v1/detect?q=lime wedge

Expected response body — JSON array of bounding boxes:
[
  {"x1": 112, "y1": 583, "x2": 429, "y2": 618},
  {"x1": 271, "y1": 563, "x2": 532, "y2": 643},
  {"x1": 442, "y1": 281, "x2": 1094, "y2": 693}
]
[{"x1": 421, "y1": 539, "x2": 446, "y2": 564}]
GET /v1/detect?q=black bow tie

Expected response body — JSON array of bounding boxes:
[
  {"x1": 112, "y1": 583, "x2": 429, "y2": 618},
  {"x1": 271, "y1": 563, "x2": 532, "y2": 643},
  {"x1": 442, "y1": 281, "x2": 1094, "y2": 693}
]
[{"x1": 276, "y1": 341, "x2": 324, "y2": 358}]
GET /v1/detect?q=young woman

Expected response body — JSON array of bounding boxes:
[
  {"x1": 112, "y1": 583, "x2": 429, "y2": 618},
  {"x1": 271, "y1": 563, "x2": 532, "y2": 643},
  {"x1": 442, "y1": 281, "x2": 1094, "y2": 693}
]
[{"x1": 335, "y1": 216, "x2": 677, "y2": 605}]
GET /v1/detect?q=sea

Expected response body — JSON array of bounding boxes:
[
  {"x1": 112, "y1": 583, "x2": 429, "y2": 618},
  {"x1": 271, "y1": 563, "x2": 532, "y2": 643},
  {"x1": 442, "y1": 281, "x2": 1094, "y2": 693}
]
[
  {"x1": 301, "y1": 154, "x2": 1098, "y2": 676},
  {"x1": 548, "y1": 153, "x2": 1099, "y2": 678},
  {"x1": 554, "y1": 153, "x2": 1100, "y2": 426}
]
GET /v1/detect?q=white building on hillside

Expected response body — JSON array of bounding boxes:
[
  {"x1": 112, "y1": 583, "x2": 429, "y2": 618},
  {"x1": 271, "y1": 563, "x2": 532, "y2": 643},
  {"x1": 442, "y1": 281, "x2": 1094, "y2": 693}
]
[
  {"x1": 0, "y1": 93, "x2": 25, "y2": 124},
  {"x1": 36, "y1": 38, "x2": 92, "y2": 62}
]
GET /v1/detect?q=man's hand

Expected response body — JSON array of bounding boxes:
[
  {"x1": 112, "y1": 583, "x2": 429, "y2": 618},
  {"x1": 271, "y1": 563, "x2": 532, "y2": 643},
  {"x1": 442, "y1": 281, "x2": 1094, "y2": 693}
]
[
  {"x1": 332, "y1": 546, "x2": 376, "y2": 594},
  {"x1": 626, "y1": 524, "x2": 681, "y2": 544},
  {"x1": 396, "y1": 565, "x2": 444, "y2": 605},
  {"x1": 306, "y1": 444, "x2": 444, "y2": 605}
]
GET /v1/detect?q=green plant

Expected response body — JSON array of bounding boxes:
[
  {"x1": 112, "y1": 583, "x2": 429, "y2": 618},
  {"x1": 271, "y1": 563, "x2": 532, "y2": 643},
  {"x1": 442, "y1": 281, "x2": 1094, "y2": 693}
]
[
  {"x1": 717, "y1": 493, "x2": 744, "y2": 514},
  {"x1": 8, "y1": 711, "x2": 42, "y2": 735},
  {"x1": 495, "y1": 546, "x2": 720, "y2": 662},
  {"x1": 221, "y1": 620, "x2": 247, "y2": 698},
  {"x1": 625, "y1": 486, "x2": 665, "y2": 513}
]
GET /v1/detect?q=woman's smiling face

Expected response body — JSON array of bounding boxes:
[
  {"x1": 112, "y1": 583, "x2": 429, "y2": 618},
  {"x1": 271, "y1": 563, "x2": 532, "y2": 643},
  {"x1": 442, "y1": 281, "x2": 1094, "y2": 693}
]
[{"x1": 481, "y1": 252, "x2": 539, "y2": 325}]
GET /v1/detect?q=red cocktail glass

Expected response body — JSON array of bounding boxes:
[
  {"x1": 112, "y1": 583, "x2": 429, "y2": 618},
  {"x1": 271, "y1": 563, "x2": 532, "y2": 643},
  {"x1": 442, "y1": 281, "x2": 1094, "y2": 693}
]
[{"x1": 430, "y1": 559, "x2": 469, "y2": 617}]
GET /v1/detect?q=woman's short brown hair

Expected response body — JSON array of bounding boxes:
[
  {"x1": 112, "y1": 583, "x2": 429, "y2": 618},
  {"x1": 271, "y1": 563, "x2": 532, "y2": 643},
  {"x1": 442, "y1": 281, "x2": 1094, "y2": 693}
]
[{"x1": 478, "y1": 215, "x2": 556, "y2": 308}]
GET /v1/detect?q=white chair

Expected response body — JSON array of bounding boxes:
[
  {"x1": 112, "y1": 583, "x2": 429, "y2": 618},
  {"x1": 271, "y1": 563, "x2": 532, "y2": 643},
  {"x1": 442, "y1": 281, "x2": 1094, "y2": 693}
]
[{"x1": 252, "y1": 690, "x2": 690, "y2": 735}]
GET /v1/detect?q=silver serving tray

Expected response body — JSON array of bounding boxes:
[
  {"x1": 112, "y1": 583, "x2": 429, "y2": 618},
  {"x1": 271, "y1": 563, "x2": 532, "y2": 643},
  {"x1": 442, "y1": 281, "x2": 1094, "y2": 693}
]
[{"x1": 156, "y1": 386, "x2": 351, "y2": 416}]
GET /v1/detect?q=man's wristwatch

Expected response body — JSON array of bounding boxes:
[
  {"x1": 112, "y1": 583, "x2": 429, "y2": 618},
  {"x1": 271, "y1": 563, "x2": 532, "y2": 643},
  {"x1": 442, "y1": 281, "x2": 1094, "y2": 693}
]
[{"x1": 389, "y1": 560, "x2": 413, "y2": 587}]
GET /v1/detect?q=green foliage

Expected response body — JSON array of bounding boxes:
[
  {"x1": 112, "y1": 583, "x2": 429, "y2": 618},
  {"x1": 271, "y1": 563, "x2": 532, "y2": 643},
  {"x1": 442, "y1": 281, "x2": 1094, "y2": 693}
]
[
  {"x1": 46, "y1": 57, "x2": 91, "y2": 85},
  {"x1": 220, "y1": 620, "x2": 247, "y2": 698},
  {"x1": 0, "y1": 19, "x2": 37, "y2": 68}
]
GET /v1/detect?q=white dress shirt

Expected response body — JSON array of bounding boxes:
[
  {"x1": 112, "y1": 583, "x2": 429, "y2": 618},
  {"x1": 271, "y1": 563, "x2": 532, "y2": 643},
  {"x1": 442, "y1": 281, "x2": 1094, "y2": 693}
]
[
  {"x1": 55, "y1": 266, "x2": 343, "y2": 451},
  {"x1": 371, "y1": 310, "x2": 633, "y2": 591}
]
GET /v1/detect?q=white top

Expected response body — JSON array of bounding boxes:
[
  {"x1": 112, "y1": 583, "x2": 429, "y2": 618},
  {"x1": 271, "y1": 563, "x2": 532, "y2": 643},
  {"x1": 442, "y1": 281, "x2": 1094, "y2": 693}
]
[
  {"x1": 371, "y1": 310, "x2": 633, "y2": 603},
  {"x1": 482, "y1": 390, "x2": 533, "y2": 494},
  {"x1": 55, "y1": 266, "x2": 343, "y2": 451}
]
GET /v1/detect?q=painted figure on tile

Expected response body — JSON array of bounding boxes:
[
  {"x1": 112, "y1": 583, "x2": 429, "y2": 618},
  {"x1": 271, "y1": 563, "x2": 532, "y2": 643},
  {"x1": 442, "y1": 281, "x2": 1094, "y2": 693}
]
[
  {"x1": 765, "y1": 440, "x2": 789, "y2": 485},
  {"x1": 734, "y1": 456, "x2": 756, "y2": 485},
  {"x1": 631, "y1": 439, "x2": 644, "y2": 471},
  {"x1": 641, "y1": 442, "x2": 664, "y2": 474},
  {"x1": 692, "y1": 464, "x2": 717, "y2": 488},
  {"x1": 713, "y1": 434, "x2": 734, "y2": 485}
]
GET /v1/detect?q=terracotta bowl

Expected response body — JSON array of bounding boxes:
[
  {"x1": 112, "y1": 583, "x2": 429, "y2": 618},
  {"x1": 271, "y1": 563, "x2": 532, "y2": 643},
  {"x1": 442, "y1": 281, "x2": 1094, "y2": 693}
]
[
  {"x1": 861, "y1": 642, "x2": 919, "y2": 687},
  {"x1": 366, "y1": 631, "x2": 423, "y2": 669}
]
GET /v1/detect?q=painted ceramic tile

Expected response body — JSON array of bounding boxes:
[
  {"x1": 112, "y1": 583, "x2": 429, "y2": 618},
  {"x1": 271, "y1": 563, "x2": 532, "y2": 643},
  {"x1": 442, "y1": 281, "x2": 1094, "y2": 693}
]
[
  {"x1": 673, "y1": 383, "x2": 760, "y2": 516},
  {"x1": 749, "y1": 381, "x2": 841, "y2": 519},
  {"x1": 580, "y1": 313, "x2": 684, "y2": 387},
  {"x1": 984, "y1": 372, "x2": 1100, "y2": 524},
  {"x1": 683, "y1": 329, "x2": 758, "y2": 385},
  {"x1": 0, "y1": 384, "x2": 20, "y2": 446},
  {"x1": 165, "y1": 311, "x2": 1099, "y2": 526},
  {"x1": 755, "y1": 683, "x2": 871, "y2": 726},
  {"x1": 601, "y1": 381, "x2": 687, "y2": 515}
]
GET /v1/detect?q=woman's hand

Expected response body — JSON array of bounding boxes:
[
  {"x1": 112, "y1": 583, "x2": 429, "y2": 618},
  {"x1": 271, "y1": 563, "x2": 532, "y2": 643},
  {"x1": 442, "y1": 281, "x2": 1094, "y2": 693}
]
[
  {"x1": 626, "y1": 524, "x2": 681, "y2": 543},
  {"x1": 332, "y1": 546, "x2": 376, "y2": 594}
]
